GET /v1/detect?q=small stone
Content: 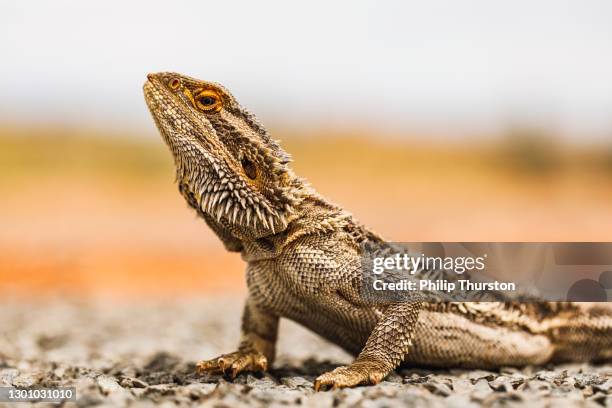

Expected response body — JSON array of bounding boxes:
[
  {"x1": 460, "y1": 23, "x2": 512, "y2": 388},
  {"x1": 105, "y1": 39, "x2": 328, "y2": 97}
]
[
  {"x1": 361, "y1": 397, "x2": 407, "y2": 408},
  {"x1": 280, "y1": 376, "x2": 311, "y2": 388},
  {"x1": 385, "y1": 371, "x2": 403, "y2": 383},
  {"x1": 119, "y1": 376, "x2": 149, "y2": 388},
  {"x1": 335, "y1": 387, "x2": 365, "y2": 406},
  {"x1": 363, "y1": 383, "x2": 402, "y2": 399},
  {"x1": 53, "y1": 365, "x2": 67, "y2": 379},
  {"x1": 0, "y1": 369, "x2": 19, "y2": 386},
  {"x1": 144, "y1": 352, "x2": 181, "y2": 372},
  {"x1": 468, "y1": 371, "x2": 496, "y2": 382},
  {"x1": 482, "y1": 391, "x2": 524, "y2": 406},
  {"x1": 423, "y1": 381, "x2": 452, "y2": 397},
  {"x1": 594, "y1": 379, "x2": 612, "y2": 394},
  {"x1": 574, "y1": 373, "x2": 603, "y2": 389},
  {"x1": 145, "y1": 384, "x2": 176, "y2": 397},
  {"x1": 524, "y1": 379, "x2": 552, "y2": 394},
  {"x1": 95, "y1": 375, "x2": 133, "y2": 405},
  {"x1": 536, "y1": 369, "x2": 568, "y2": 386},
  {"x1": 489, "y1": 375, "x2": 520, "y2": 392},
  {"x1": 470, "y1": 379, "x2": 493, "y2": 401},
  {"x1": 36, "y1": 334, "x2": 68, "y2": 351},
  {"x1": 246, "y1": 373, "x2": 277, "y2": 388},
  {"x1": 130, "y1": 388, "x2": 147, "y2": 398},
  {"x1": 75, "y1": 395, "x2": 104, "y2": 408},
  {"x1": 404, "y1": 373, "x2": 433, "y2": 384},
  {"x1": 12, "y1": 373, "x2": 36, "y2": 388},
  {"x1": 445, "y1": 393, "x2": 478, "y2": 408},
  {"x1": 587, "y1": 392, "x2": 608, "y2": 405},
  {"x1": 452, "y1": 378, "x2": 473, "y2": 393},
  {"x1": 302, "y1": 390, "x2": 334, "y2": 407}
]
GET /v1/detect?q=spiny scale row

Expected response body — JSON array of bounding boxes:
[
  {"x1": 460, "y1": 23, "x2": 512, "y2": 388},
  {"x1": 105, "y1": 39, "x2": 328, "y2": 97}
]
[{"x1": 194, "y1": 178, "x2": 288, "y2": 232}]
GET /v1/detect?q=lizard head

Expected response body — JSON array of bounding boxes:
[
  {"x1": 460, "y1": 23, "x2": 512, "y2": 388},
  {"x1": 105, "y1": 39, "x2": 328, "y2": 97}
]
[{"x1": 143, "y1": 72, "x2": 304, "y2": 241}]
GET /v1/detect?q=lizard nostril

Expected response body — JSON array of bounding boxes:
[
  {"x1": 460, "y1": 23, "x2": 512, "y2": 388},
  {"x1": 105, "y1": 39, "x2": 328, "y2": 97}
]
[{"x1": 168, "y1": 78, "x2": 181, "y2": 90}]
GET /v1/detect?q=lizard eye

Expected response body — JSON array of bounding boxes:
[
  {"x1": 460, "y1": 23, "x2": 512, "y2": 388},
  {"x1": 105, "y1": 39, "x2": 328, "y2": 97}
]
[
  {"x1": 168, "y1": 78, "x2": 180, "y2": 90},
  {"x1": 195, "y1": 90, "x2": 222, "y2": 112},
  {"x1": 241, "y1": 158, "x2": 257, "y2": 180}
]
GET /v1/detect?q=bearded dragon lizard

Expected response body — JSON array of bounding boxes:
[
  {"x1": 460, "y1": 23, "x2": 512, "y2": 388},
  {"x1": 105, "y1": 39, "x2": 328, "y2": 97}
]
[{"x1": 143, "y1": 72, "x2": 612, "y2": 390}]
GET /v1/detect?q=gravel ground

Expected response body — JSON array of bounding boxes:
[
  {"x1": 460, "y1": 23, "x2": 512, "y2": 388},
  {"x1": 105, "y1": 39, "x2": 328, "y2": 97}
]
[{"x1": 0, "y1": 298, "x2": 611, "y2": 407}]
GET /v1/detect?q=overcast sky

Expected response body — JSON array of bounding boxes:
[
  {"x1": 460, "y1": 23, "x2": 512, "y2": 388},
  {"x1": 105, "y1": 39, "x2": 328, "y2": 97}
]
[{"x1": 1, "y1": 0, "x2": 612, "y2": 140}]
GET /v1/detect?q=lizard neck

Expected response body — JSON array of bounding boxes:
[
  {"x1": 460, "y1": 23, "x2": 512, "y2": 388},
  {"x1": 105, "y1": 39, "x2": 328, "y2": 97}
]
[
  {"x1": 177, "y1": 153, "x2": 385, "y2": 260},
  {"x1": 239, "y1": 192, "x2": 386, "y2": 262}
]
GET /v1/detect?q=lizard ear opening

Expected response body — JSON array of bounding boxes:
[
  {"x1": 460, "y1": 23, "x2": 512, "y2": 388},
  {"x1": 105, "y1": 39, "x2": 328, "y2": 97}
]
[{"x1": 241, "y1": 158, "x2": 257, "y2": 180}]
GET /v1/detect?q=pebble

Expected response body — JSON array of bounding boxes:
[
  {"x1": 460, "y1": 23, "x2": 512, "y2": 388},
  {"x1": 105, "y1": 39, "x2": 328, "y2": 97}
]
[
  {"x1": 470, "y1": 378, "x2": 493, "y2": 401},
  {"x1": 280, "y1": 376, "x2": 312, "y2": 388}
]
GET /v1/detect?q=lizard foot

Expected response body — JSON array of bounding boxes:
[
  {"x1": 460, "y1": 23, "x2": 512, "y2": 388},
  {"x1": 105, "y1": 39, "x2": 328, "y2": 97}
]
[
  {"x1": 313, "y1": 360, "x2": 389, "y2": 391},
  {"x1": 196, "y1": 350, "x2": 268, "y2": 379}
]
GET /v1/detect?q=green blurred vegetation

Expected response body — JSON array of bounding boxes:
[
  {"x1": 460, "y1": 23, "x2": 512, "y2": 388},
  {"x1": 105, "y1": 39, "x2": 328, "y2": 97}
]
[
  {"x1": 498, "y1": 127, "x2": 562, "y2": 175},
  {"x1": 0, "y1": 125, "x2": 173, "y2": 185},
  {"x1": 488, "y1": 127, "x2": 612, "y2": 182},
  {"x1": 1, "y1": 124, "x2": 611, "y2": 189}
]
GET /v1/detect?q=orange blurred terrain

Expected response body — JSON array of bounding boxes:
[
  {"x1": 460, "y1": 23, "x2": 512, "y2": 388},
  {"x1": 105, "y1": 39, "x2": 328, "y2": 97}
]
[{"x1": 1, "y1": 124, "x2": 611, "y2": 298}]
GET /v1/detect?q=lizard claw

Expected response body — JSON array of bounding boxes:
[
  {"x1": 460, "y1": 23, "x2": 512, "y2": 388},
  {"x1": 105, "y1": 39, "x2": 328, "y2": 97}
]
[
  {"x1": 314, "y1": 361, "x2": 388, "y2": 391},
  {"x1": 196, "y1": 350, "x2": 268, "y2": 379}
]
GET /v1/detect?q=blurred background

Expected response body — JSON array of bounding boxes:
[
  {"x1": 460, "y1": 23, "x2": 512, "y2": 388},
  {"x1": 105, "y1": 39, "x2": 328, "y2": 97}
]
[{"x1": 1, "y1": 0, "x2": 612, "y2": 299}]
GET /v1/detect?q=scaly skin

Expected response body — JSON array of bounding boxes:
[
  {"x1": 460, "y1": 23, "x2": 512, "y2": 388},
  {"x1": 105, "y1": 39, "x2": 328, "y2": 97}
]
[{"x1": 143, "y1": 72, "x2": 612, "y2": 390}]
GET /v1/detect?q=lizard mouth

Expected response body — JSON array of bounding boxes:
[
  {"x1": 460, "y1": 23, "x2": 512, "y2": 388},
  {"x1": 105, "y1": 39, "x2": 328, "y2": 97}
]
[
  {"x1": 143, "y1": 78, "x2": 170, "y2": 122},
  {"x1": 142, "y1": 79, "x2": 168, "y2": 137},
  {"x1": 143, "y1": 77, "x2": 219, "y2": 193},
  {"x1": 143, "y1": 77, "x2": 213, "y2": 155},
  {"x1": 143, "y1": 75, "x2": 219, "y2": 148}
]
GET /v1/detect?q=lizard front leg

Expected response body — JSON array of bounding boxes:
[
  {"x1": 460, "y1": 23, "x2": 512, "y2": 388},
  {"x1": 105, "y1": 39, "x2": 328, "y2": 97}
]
[
  {"x1": 197, "y1": 297, "x2": 279, "y2": 379},
  {"x1": 314, "y1": 302, "x2": 422, "y2": 390}
]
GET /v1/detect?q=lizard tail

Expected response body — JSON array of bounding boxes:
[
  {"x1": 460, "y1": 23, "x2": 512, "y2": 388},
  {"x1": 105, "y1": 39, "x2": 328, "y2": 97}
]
[{"x1": 548, "y1": 303, "x2": 612, "y2": 363}]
